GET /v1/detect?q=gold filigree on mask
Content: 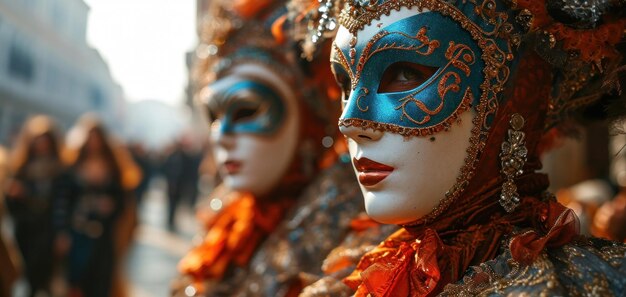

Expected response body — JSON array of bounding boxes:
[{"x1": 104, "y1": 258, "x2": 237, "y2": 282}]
[
  {"x1": 332, "y1": 26, "x2": 441, "y2": 91},
  {"x1": 395, "y1": 40, "x2": 477, "y2": 125}
]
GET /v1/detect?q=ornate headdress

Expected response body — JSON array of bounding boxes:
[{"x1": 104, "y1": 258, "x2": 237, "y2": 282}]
[
  {"x1": 194, "y1": 0, "x2": 293, "y2": 84},
  {"x1": 194, "y1": 0, "x2": 343, "y2": 124}
]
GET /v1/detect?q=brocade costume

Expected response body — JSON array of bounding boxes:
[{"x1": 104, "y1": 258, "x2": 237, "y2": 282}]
[
  {"x1": 293, "y1": 0, "x2": 626, "y2": 295},
  {"x1": 299, "y1": 216, "x2": 398, "y2": 297},
  {"x1": 226, "y1": 159, "x2": 365, "y2": 296}
]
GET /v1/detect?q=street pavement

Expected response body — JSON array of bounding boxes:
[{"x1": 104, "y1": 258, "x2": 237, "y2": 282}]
[{"x1": 126, "y1": 179, "x2": 199, "y2": 297}]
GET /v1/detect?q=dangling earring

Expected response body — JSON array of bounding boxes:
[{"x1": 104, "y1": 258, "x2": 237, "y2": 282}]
[{"x1": 499, "y1": 113, "x2": 528, "y2": 212}]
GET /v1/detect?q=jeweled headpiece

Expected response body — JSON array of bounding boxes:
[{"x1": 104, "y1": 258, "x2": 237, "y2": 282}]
[
  {"x1": 288, "y1": 0, "x2": 343, "y2": 60},
  {"x1": 331, "y1": 0, "x2": 626, "y2": 129}
]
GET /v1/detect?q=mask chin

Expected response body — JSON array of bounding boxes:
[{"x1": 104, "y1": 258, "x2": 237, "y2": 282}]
[{"x1": 350, "y1": 109, "x2": 476, "y2": 225}]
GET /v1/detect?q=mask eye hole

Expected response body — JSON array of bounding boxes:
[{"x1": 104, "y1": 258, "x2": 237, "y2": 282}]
[
  {"x1": 377, "y1": 62, "x2": 438, "y2": 94},
  {"x1": 206, "y1": 107, "x2": 218, "y2": 123},
  {"x1": 231, "y1": 105, "x2": 260, "y2": 123},
  {"x1": 337, "y1": 74, "x2": 352, "y2": 102},
  {"x1": 332, "y1": 66, "x2": 352, "y2": 105}
]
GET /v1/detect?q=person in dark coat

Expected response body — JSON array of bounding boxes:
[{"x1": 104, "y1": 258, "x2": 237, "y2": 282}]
[
  {"x1": 64, "y1": 116, "x2": 140, "y2": 297},
  {"x1": 3, "y1": 116, "x2": 68, "y2": 297}
]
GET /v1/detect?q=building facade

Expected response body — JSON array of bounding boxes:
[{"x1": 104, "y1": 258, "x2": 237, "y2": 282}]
[
  {"x1": 0, "y1": 0, "x2": 124, "y2": 144},
  {"x1": 184, "y1": 0, "x2": 211, "y2": 108}
]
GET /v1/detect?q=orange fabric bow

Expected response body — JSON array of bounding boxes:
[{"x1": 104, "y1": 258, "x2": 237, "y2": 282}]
[
  {"x1": 346, "y1": 229, "x2": 445, "y2": 297},
  {"x1": 178, "y1": 192, "x2": 292, "y2": 281},
  {"x1": 509, "y1": 200, "x2": 579, "y2": 265}
]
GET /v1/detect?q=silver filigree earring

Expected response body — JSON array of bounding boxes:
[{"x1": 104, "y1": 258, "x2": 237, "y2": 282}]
[{"x1": 499, "y1": 113, "x2": 528, "y2": 212}]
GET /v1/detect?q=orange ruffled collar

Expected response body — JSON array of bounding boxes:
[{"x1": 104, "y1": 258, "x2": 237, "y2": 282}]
[
  {"x1": 344, "y1": 174, "x2": 579, "y2": 297},
  {"x1": 178, "y1": 192, "x2": 294, "y2": 284}
]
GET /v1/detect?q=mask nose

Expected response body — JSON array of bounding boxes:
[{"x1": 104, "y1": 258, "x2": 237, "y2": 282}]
[
  {"x1": 211, "y1": 120, "x2": 236, "y2": 150},
  {"x1": 339, "y1": 123, "x2": 383, "y2": 143},
  {"x1": 339, "y1": 89, "x2": 383, "y2": 142}
]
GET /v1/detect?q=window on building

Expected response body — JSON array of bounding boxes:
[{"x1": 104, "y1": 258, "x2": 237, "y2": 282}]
[
  {"x1": 0, "y1": 105, "x2": 5, "y2": 145},
  {"x1": 90, "y1": 86, "x2": 105, "y2": 110},
  {"x1": 52, "y1": 1, "x2": 65, "y2": 31},
  {"x1": 9, "y1": 110, "x2": 28, "y2": 144},
  {"x1": 8, "y1": 40, "x2": 35, "y2": 83},
  {"x1": 45, "y1": 63, "x2": 59, "y2": 92},
  {"x1": 24, "y1": 0, "x2": 37, "y2": 10}
]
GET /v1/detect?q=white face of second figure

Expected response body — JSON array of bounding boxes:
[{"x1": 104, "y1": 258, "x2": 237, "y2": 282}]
[
  {"x1": 205, "y1": 64, "x2": 300, "y2": 197},
  {"x1": 334, "y1": 7, "x2": 478, "y2": 225}
]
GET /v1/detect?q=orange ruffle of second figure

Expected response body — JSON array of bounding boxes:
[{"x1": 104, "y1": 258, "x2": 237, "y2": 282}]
[{"x1": 178, "y1": 192, "x2": 293, "y2": 284}]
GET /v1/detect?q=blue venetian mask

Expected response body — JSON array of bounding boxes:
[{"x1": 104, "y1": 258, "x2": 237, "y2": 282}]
[
  {"x1": 333, "y1": 12, "x2": 485, "y2": 136},
  {"x1": 205, "y1": 77, "x2": 286, "y2": 136}
]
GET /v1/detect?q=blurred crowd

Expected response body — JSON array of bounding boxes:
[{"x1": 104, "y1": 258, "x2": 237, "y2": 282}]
[
  {"x1": 1, "y1": 114, "x2": 626, "y2": 297},
  {"x1": 0, "y1": 114, "x2": 205, "y2": 297}
]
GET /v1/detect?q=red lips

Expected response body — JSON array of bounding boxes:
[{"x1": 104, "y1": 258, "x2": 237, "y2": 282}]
[
  {"x1": 353, "y1": 157, "x2": 394, "y2": 187},
  {"x1": 223, "y1": 160, "x2": 241, "y2": 174}
]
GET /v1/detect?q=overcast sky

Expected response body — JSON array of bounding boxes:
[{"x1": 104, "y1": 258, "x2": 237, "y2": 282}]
[{"x1": 83, "y1": 0, "x2": 197, "y2": 105}]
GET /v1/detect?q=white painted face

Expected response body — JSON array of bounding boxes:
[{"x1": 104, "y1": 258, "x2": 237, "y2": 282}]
[
  {"x1": 205, "y1": 64, "x2": 300, "y2": 197},
  {"x1": 335, "y1": 7, "x2": 475, "y2": 225}
]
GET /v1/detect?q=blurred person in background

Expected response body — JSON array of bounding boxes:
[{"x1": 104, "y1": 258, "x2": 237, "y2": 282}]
[
  {"x1": 0, "y1": 145, "x2": 21, "y2": 297},
  {"x1": 128, "y1": 142, "x2": 155, "y2": 206},
  {"x1": 593, "y1": 191, "x2": 626, "y2": 242},
  {"x1": 64, "y1": 115, "x2": 141, "y2": 297},
  {"x1": 555, "y1": 179, "x2": 614, "y2": 236},
  {"x1": 592, "y1": 128, "x2": 626, "y2": 242},
  {"x1": 3, "y1": 115, "x2": 69, "y2": 297},
  {"x1": 162, "y1": 135, "x2": 202, "y2": 231}
]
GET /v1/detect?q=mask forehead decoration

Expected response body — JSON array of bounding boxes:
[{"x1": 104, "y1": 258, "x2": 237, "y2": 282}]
[{"x1": 335, "y1": 12, "x2": 481, "y2": 136}]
